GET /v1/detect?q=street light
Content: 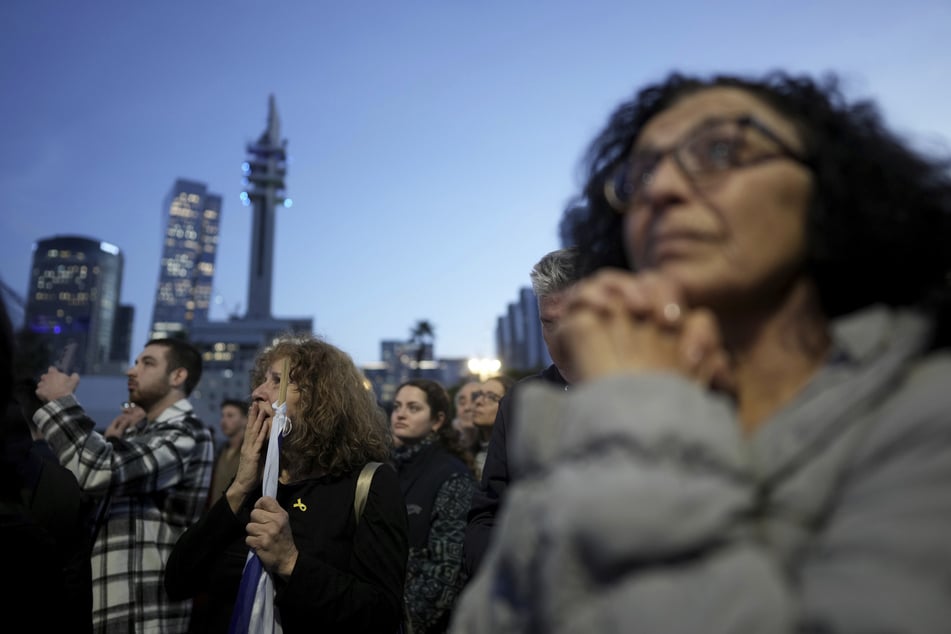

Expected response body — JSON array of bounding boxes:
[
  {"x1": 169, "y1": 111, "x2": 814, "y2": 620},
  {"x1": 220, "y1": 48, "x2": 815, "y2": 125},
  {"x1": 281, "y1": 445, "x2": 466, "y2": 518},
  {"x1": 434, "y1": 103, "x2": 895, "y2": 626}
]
[{"x1": 467, "y1": 357, "x2": 501, "y2": 382}]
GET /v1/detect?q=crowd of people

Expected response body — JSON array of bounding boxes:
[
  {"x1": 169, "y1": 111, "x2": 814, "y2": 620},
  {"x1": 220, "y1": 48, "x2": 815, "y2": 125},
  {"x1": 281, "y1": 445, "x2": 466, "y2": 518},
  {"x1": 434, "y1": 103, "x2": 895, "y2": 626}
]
[{"x1": 1, "y1": 68, "x2": 950, "y2": 633}]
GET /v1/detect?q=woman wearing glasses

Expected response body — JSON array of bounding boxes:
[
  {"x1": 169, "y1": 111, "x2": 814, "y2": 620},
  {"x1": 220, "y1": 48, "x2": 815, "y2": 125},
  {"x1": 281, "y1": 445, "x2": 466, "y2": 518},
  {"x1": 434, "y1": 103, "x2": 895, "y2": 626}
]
[
  {"x1": 452, "y1": 72, "x2": 951, "y2": 633},
  {"x1": 391, "y1": 379, "x2": 475, "y2": 634},
  {"x1": 471, "y1": 376, "x2": 515, "y2": 480}
]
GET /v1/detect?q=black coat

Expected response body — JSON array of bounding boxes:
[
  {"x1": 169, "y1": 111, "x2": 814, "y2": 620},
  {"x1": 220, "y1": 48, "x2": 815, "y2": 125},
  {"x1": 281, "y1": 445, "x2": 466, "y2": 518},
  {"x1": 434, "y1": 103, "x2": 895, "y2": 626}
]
[
  {"x1": 165, "y1": 464, "x2": 409, "y2": 634},
  {"x1": 463, "y1": 364, "x2": 568, "y2": 576}
]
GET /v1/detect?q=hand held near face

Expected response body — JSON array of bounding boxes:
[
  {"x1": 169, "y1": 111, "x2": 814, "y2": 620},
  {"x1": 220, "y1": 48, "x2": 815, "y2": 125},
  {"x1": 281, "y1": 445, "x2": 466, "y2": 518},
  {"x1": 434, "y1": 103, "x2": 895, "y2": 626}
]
[
  {"x1": 226, "y1": 400, "x2": 272, "y2": 513},
  {"x1": 563, "y1": 270, "x2": 734, "y2": 393},
  {"x1": 227, "y1": 358, "x2": 290, "y2": 513}
]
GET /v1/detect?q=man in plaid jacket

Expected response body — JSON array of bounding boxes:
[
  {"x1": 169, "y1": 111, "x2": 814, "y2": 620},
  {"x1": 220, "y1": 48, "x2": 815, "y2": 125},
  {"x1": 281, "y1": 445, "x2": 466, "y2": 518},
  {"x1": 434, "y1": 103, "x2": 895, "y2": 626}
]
[{"x1": 34, "y1": 337, "x2": 215, "y2": 633}]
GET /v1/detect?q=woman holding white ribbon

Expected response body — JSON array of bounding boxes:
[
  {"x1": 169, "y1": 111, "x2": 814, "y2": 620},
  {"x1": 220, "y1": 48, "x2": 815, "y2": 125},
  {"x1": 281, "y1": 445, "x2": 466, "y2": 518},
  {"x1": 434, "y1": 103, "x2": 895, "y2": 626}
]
[{"x1": 166, "y1": 334, "x2": 408, "y2": 633}]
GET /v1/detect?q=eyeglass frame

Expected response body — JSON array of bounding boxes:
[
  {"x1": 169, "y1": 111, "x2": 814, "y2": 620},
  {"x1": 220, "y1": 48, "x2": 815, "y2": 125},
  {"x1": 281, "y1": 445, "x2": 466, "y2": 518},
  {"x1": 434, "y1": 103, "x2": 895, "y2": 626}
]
[
  {"x1": 470, "y1": 390, "x2": 503, "y2": 404},
  {"x1": 603, "y1": 114, "x2": 810, "y2": 212}
]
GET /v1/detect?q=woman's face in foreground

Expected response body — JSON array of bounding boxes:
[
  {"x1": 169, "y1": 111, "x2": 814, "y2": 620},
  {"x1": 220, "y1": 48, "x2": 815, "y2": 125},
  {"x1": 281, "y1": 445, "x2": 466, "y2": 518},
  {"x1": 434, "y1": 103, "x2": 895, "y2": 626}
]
[
  {"x1": 251, "y1": 357, "x2": 302, "y2": 420},
  {"x1": 622, "y1": 87, "x2": 813, "y2": 311}
]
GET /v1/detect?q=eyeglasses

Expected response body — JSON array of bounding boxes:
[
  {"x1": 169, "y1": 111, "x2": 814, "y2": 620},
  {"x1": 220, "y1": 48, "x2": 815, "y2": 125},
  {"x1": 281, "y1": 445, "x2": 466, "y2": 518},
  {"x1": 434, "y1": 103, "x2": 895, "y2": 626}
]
[
  {"x1": 471, "y1": 391, "x2": 503, "y2": 404},
  {"x1": 604, "y1": 115, "x2": 809, "y2": 211}
]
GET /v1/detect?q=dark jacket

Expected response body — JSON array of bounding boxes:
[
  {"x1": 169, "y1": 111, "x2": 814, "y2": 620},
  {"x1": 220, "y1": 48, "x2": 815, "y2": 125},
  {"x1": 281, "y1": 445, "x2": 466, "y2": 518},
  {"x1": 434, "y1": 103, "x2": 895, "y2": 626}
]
[
  {"x1": 165, "y1": 464, "x2": 409, "y2": 634},
  {"x1": 463, "y1": 364, "x2": 567, "y2": 576},
  {"x1": 0, "y1": 400, "x2": 94, "y2": 633},
  {"x1": 394, "y1": 439, "x2": 474, "y2": 634}
]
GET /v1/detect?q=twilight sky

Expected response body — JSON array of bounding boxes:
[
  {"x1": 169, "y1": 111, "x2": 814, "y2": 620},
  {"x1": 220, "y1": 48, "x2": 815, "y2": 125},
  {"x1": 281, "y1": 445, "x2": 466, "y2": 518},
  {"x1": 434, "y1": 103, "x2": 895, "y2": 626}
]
[{"x1": 2, "y1": 0, "x2": 950, "y2": 367}]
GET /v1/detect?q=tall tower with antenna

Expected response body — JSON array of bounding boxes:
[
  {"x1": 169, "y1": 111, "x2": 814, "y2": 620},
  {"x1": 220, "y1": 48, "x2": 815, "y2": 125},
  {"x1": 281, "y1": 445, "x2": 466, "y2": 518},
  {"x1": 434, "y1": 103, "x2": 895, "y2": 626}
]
[{"x1": 241, "y1": 95, "x2": 291, "y2": 319}]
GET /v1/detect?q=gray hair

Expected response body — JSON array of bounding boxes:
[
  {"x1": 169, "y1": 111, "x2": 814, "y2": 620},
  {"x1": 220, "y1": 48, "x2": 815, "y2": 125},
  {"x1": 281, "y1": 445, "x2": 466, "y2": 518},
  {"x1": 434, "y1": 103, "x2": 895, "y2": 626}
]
[{"x1": 530, "y1": 247, "x2": 583, "y2": 298}]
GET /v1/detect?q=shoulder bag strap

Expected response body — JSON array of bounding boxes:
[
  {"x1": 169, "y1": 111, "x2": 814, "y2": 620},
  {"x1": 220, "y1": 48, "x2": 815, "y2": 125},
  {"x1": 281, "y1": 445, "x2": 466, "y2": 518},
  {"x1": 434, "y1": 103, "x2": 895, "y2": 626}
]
[{"x1": 353, "y1": 461, "x2": 383, "y2": 525}]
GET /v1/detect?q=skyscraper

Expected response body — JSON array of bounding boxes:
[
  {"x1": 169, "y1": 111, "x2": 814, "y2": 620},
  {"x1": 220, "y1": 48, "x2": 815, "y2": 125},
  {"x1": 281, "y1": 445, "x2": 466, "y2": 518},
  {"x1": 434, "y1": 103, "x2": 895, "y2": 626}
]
[
  {"x1": 495, "y1": 286, "x2": 549, "y2": 373},
  {"x1": 24, "y1": 235, "x2": 126, "y2": 374},
  {"x1": 149, "y1": 179, "x2": 222, "y2": 339}
]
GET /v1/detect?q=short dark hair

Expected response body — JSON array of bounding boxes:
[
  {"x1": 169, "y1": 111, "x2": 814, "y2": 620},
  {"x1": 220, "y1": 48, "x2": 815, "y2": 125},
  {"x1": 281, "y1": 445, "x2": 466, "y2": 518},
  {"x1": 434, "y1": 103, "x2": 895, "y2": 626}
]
[
  {"x1": 560, "y1": 71, "x2": 951, "y2": 322},
  {"x1": 220, "y1": 398, "x2": 249, "y2": 417},
  {"x1": 145, "y1": 338, "x2": 203, "y2": 396}
]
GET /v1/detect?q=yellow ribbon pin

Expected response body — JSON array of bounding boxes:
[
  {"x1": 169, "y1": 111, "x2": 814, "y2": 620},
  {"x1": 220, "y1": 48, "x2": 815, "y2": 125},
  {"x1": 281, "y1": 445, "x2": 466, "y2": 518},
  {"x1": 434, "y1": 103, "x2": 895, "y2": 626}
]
[{"x1": 293, "y1": 498, "x2": 307, "y2": 512}]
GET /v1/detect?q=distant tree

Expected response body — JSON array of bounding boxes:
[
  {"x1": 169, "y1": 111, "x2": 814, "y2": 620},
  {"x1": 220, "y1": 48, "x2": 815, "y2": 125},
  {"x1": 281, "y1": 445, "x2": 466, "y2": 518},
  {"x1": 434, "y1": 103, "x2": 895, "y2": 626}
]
[{"x1": 408, "y1": 320, "x2": 435, "y2": 378}]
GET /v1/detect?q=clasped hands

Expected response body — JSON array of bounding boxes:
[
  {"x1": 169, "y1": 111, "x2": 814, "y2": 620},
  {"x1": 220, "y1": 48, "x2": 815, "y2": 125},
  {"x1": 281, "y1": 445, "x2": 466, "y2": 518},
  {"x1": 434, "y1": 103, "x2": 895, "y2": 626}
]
[{"x1": 562, "y1": 268, "x2": 734, "y2": 394}]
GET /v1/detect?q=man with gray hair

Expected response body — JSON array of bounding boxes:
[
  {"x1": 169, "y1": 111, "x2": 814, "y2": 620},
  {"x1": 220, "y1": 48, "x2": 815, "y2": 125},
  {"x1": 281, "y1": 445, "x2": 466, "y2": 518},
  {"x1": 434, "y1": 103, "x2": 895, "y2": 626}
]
[{"x1": 463, "y1": 246, "x2": 582, "y2": 576}]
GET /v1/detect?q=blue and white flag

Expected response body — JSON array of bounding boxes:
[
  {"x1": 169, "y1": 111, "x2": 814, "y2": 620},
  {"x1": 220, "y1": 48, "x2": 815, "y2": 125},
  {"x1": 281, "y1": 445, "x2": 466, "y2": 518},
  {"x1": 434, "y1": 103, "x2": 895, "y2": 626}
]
[{"x1": 228, "y1": 401, "x2": 288, "y2": 634}]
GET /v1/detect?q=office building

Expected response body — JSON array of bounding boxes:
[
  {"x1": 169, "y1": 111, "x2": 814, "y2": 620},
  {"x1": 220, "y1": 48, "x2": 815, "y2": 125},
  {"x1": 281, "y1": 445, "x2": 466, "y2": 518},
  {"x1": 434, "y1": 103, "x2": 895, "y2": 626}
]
[
  {"x1": 24, "y1": 235, "x2": 125, "y2": 374},
  {"x1": 150, "y1": 179, "x2": 222, "y2": 339},
  {"x1": 495, "y1": 286, "x2": 549, "y2": 373}
]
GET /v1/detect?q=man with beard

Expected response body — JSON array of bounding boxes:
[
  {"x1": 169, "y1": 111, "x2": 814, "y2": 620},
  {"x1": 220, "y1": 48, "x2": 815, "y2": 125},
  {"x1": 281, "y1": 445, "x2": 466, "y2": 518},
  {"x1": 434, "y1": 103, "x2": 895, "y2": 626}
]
[{"x1": 33, "y1": 338, "x2": 214, "y2": 633}]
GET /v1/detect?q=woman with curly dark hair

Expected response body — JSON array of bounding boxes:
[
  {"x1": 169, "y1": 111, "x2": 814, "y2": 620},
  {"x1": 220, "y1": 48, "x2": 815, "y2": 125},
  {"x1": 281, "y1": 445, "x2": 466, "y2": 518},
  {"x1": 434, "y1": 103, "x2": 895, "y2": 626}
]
[
  {"x1": 391, "y1": 378, "x2": 475, "y2": 634},
  {"x1": 166, "y1": 333, "x2": 408, "y2": 633},
  {"x1": 453, "y1": 72, "x2": 951, "y2": 633}
]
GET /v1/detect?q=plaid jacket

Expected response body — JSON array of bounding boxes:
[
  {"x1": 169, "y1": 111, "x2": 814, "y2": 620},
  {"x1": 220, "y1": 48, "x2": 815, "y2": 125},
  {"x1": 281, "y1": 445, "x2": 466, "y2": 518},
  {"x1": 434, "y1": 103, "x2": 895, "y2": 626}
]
[{"x1": 34, "y1": 395, "x2": 215, "y2": 633}]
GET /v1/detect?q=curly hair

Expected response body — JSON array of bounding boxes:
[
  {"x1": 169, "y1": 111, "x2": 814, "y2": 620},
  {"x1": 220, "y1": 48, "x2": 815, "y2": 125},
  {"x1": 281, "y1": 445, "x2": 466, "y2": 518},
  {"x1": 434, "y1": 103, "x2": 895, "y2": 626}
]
[
  {"x1": 251, "y1": 333, "x2": 391, "y2": 478},
  {"x1": 396, "y1": 379, "x2": 473, "y2": 468},
  {"x1": 560, "y1": 71, "x2": 951, "y2": 326}
]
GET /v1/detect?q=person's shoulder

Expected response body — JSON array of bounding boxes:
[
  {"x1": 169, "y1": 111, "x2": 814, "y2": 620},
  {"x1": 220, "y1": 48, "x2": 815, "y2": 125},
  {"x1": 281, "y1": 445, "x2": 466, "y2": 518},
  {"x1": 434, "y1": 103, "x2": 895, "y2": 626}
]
[
  {"x1": 892, "y1": 349, "x2": 951, "y2": 424},
  {"x1": 516, "y1": 364, "x2": 566, "y2": 389},
  {"x1": 855, "y1": 347, "x2": 951, "y2": 457},
  {"x1": 366, "y1": 463, "x2": 404, "y2": 508},
  {"x1": 425, "y1": 443, "x2": 469, "y2": 473},
  {"x1": 443, "y1": 452, "x2": 473, "y2": 478},
  {"x1": 369, "y1": 461, "x2": 400, "y2": 488},
  {"x1": 155, "y1": 401, "x2": 212, "y2": 440}
]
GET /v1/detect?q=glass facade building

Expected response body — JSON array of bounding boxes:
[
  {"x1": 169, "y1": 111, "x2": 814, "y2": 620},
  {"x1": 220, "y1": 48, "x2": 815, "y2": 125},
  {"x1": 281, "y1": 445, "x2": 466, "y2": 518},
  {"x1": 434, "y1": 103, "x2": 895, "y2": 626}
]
[
  {"x1": 24, "y1": 235, "x2": 125, "y2": 374},
  {"x1": 150, "y1": 179, "x2": 222, "y2": 339}
]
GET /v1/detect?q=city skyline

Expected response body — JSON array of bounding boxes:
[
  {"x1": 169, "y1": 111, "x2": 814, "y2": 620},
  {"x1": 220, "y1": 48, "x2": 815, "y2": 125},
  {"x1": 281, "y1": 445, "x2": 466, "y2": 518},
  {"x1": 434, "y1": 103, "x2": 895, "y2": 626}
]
[{"x1": 3, "y1": 2, "x2": 951, "y2": 367}]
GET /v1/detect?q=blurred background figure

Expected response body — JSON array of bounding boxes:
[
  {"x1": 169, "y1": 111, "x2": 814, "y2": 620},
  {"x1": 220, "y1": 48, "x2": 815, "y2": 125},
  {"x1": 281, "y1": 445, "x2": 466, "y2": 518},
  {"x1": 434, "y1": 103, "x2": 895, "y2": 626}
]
[
  {"x1": 450, "y1": 381, "x2": 480, "y2": 461},
  {"x1": 452, "y1": 71, "x2": 951, "y2": 633},
  {"x1": 166, "y1": 333, "x2": 408, "y2": 633},
  {"x1": 464, "y1": 247, "x2": 582, "y2": 576},
  {"x1": 0, "y1": 295, "x2": 93, "y2": 632},
  {"x1": 391, "y1": 379, "x2": 475, "y2": 634},
  {"x1": 470, "y1": 375, "x2": 515, "y2": 481},
  {"x1": 207, "y1": 398, "x2": 249, "y2": 507}
]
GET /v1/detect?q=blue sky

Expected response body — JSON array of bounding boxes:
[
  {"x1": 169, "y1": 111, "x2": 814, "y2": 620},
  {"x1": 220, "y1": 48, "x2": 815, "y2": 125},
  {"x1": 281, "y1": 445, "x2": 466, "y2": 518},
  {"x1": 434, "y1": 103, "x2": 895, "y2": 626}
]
[{"x1": 2, "y1": 0, "x2": 950, "y2": 367}]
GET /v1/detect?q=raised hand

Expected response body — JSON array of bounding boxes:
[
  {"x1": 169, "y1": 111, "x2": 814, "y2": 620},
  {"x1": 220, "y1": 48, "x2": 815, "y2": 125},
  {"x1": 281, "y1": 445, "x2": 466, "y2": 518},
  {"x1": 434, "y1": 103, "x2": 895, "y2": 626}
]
[
  {"x1": 35, "y1": 366, "x2": 80, "y2": 403},
  {"x1": 225, "y1": 400, "x2": 272, "y2": 512}
]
